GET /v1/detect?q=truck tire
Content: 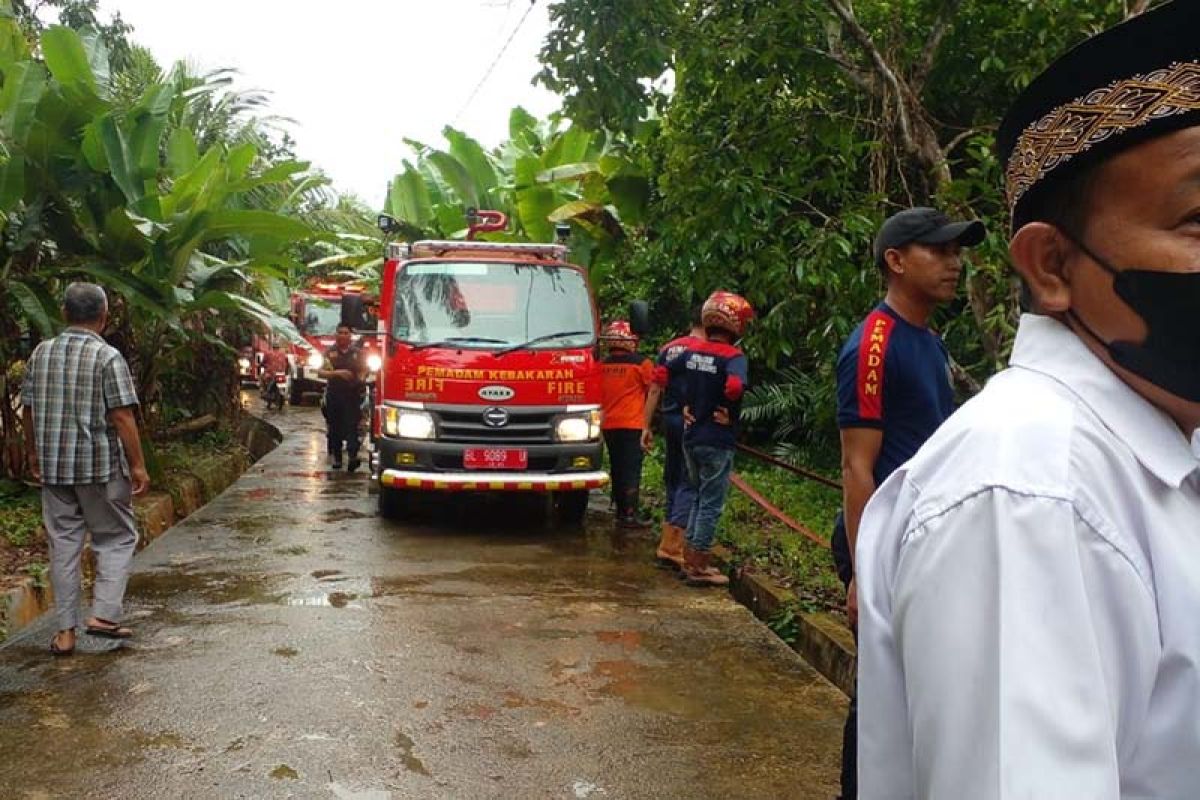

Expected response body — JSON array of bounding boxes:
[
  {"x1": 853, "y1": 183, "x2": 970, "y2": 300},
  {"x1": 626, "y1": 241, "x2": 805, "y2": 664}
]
[
  {"x1": 555, "y1": 490, "x2": 590, "y2": 525},
  {"x1": 378, "y1": 485, "x2": 407, "y2": 520}
]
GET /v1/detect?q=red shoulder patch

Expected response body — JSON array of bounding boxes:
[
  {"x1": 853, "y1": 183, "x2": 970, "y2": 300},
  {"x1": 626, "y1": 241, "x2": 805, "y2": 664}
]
[{"x1": 856, "y1": 310, "x2": 895, "y2": 420}]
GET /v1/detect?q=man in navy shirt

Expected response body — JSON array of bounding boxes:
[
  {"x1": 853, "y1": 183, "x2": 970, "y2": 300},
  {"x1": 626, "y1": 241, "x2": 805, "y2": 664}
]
[
  {"x1": 833, "y1": 207, "x2": 984, "y2": 800},
  {"x1": 664, "y1": 291, "x2": 754, "y2": 587},
  {"x1": 642, "y1": 307, "x2": 705, "y2": 569}
]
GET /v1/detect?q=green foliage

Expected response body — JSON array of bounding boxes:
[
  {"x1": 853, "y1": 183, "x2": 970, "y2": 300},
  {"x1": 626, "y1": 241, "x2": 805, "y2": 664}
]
[
  {"x1": 0, "y1": 14, "x2": 354, "y2": 479},
  {"x1": 383, "y1": 111, "x2": 650, "y2": 269},
  {"x1": 0, "y1": 483, "x2": 39, "y2": 547},
  {"x1": 537, "y1": 0, "x2": 679, "y2": 135},
  {"x1": 540, "y1": 0, "x2": 1164, "y2": 453},
  {"x1": 24, "y1": 559, "x2": 46, "y2": 587}
]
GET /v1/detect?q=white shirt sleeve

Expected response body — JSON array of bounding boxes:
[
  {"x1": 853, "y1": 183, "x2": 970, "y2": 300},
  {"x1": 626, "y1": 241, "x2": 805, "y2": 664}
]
[{"x1": 858, "y1": 483, "x2": 1160, "y2": 800}]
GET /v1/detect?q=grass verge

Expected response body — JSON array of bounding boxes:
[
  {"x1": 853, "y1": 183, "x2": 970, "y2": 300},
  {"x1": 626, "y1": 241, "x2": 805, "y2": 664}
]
[{"x1": 639, "y1": 445, "x2": 846, "y2": 617}]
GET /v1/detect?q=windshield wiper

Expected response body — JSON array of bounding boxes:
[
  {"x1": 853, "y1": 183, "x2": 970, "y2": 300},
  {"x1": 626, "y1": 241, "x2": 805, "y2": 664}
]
[
  {"x1": 410, "y1": 336, "x2": 510, "y2": 351},
  {"x1": 494, "y1": 330, "x2": 592, "y2": 358}
]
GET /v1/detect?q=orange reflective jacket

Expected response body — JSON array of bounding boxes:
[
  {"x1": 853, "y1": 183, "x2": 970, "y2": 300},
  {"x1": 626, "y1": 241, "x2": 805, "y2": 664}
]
[{"x1": 601, "y1": 351, "x2": 653, "y2": 430}]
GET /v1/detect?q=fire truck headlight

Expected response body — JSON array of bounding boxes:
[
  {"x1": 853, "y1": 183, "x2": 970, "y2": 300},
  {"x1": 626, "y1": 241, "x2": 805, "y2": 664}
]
[
  {"x1": 382, "y1": 407, "x2": 435, "y2": 440},
  {"x1": 306, "y1": 351, "x2": 324, "y2": 371},
  {"x1": 555, "y1": 410, "x2": 601, "y2": 442},
  {"x1": 237, "y1": 357, "x2": 251, "y2": 369},
  {"x1": 366, "y1": 353, "x2": 383, "y2": 373}
]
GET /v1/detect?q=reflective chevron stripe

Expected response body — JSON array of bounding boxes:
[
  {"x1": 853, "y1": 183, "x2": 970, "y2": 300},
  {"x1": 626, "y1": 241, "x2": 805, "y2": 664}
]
[{"x1": 380, "y1": 470, "x2": 609, "y2": 493}]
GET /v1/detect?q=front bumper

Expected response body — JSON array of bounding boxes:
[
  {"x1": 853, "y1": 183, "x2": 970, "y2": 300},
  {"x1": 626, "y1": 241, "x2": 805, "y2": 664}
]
[
  {"x1": 380, "y1": 469, "x2": 608, "y2": 492},
  {"x1": 374, "y1": 435, "x2": 605, "y2": 493}
]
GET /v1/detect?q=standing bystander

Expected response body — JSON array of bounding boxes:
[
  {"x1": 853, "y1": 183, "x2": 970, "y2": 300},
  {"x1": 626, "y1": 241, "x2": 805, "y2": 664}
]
[
  {"x1": 832, "y1": 207, "x2": 983, "y2": 799},
  {"x1": 318, "y1": 323, "x2": 366, "y2": 472},
  {"x1": 600, "y1": 320, "x2": 654, "y2": 529},
  {"x1": 20, "y1": 283, "x2": 149, "y2": 656},
  {"x1": 641, "y1": 307, "x2": 706, "y2": 569},
  {"x1": 857, "y1": 4, "x2": 1200, "y2": 796},
  {"x1": 665, "y1": 291, "x2": 754, "y2": 587}
]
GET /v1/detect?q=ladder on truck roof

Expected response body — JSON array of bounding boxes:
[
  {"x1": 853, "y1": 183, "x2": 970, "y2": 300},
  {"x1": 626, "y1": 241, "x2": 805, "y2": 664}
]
[{"x1": 386, "y1": 240, "x2": 569, "y2": 261}]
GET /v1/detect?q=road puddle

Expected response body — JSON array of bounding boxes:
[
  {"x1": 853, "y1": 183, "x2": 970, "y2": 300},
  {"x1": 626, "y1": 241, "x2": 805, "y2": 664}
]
[
  {"x1": 270, "y1": 763, "x2": 299, "y2": 780},
  {"x1": 322, "y1": 508, "x2": 374, "y2": 522},
  {"x1": 127, "y1": 571, "x2": 287, "y2": 606},
  {"x1": 283, "y1": 589, "x2": 362, "y2": 609},
  {"x1": 394, "y1": 731, "x2": 431, "y2": 776}
]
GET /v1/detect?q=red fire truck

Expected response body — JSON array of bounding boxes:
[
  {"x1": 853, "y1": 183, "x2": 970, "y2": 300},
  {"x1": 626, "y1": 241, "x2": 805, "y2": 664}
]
[
  {"x1": 288, "y1": 281, "x2": 382, "y2": 405},
  {"x1": 369, "y1": 211, "x2": 644, "y2": 522}
]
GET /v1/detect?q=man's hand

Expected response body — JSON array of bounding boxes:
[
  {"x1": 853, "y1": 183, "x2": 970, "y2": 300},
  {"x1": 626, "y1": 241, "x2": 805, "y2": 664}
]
[
  {"x1": 713, "y1": 406, "x2": 731, "y2": 426},
  {"x1": 130, "y1": 465, "x2": 150, "y2": 496},
  {"x1": 682, "y1": 406, "x2": 695, "y2": 427},
  {"x1": 640, "y1": 428, "x2": 654, "y2": 452},
  {"x1": 846, "y1": 576, "x2": 858, "y2": 628}
]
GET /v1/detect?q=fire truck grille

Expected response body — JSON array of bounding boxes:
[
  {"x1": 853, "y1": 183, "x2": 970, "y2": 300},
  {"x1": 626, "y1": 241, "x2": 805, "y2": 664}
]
[{"x1": 435, "y1": 407, "x2": 556, "y2": 445}]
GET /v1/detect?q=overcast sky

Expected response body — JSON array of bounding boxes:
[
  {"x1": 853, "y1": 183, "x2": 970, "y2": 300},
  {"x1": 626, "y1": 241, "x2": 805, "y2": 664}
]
[{"x1": 95, "y1": 0, "x2": 562, "y2": 208}]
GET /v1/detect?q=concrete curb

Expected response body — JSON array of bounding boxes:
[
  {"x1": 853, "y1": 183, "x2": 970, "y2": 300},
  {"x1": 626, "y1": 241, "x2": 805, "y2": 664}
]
[
  {"x1": 712, "y1": 544, "x2": 856, "y2": 697},
  {"x1": 1, "y1": 413, "x2": 281, "y2": 640}
]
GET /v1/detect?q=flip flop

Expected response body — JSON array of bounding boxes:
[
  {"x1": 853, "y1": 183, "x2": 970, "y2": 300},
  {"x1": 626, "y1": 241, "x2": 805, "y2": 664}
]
[
  {"x1": 84, "y1": 621, "x2": 133, "y2": 640},
  {"x1": 49, "y1": 637, "x2": 75, "y2": 657}
]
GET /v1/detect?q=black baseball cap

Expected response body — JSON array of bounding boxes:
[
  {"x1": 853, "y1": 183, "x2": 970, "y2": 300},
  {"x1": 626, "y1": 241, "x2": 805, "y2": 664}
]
[{"x1": 873, "y1": 207, "x2": 985, "y2": 269}]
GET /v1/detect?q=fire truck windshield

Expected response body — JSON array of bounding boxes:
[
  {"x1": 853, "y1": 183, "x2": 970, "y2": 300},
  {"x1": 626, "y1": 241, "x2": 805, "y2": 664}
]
[
  {"x1": 393, "y1": 262, "x2": 595, "y2": 350},
  {"x1": 300, "y1": 296, "x2": 341, "y2": 336}
]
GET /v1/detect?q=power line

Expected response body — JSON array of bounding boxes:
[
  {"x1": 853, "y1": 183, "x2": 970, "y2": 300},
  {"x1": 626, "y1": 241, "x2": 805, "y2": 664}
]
[{"x1": 454, "y1": 0, "x2": 539, "y2": 124}]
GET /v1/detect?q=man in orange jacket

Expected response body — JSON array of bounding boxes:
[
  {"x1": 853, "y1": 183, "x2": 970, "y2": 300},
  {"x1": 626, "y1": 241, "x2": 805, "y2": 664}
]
[{"x1": 600, "y1": 320, "x2": 654, "y2": 528}]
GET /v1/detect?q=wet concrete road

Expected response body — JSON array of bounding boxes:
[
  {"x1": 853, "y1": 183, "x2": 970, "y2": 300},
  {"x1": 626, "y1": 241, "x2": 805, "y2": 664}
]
[{"x1": 0, "y1": 406, "x2": 845, "y2": 799}]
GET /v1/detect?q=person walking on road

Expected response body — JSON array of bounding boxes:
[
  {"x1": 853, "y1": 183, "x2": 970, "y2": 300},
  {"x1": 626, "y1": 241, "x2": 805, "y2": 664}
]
[
  {"x1": 664, "y1": 291, "x2": 754, "y2": 587},
  {"x1": 857, "y1": 4, "x2": 1200, "y2": 797},
  {"x1": 20, "y1": 282, "x2": 149, "y2": 656},
  {"x1": 318, "y1": 323, "x2": 366, "y2": 472},
  {"x1": 832, "y1": 207, "x2": 984, "y2": 799},
  {"x1": 641, "y1": 307, "x2": 705, "y2": 569},
  {"x1": 600, "y1": 320, "x2": 654, "y2": 529}
]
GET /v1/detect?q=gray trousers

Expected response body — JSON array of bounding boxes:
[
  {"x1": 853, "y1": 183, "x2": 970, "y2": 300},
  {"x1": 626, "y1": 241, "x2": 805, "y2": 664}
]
[{"x1": 41, "y1": 474, "x2": 139, "y2": 630}]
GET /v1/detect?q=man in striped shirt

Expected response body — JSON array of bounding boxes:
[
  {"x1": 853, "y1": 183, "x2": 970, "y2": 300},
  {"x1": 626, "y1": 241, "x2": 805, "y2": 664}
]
[{"x1": 21, "y1": 283, "x2": 148, "y2": 656}]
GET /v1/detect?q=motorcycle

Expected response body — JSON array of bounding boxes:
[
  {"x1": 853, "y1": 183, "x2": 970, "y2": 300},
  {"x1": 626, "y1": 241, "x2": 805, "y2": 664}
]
[{"x1": 260, "y1": 371, "x2": 287, "y2": 411}]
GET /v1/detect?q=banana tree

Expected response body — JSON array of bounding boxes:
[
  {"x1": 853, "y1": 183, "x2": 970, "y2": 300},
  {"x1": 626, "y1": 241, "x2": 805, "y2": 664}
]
[
  {"x1": 0, "y1": 19, "x2": 320, "y2": 425},
  {"x1": 383, "y1": 109, "x2": 650, "y2": 267}
]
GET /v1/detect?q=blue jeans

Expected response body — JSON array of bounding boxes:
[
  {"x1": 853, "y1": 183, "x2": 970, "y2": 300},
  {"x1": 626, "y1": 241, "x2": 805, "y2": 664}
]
[
  {"x1": 663, "y1": 413, "x2": 696, "y2": 528},
  {"x1": 684, "y1": 444, "x2": 735, "y2": 552}
]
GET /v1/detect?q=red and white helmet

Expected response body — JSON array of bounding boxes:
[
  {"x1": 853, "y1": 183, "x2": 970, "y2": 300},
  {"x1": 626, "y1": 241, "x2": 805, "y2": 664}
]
[
  {"x1": 701, "y1": 291, "x2": 755, "y2": 338},
  {"x1": 600, "y1": 320, "x2": 638, "y2": 348}
]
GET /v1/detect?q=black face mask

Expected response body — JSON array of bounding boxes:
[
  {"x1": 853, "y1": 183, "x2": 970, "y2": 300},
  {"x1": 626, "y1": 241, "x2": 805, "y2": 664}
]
[{"x1": 1066, "y1": 236, "x2": 1200, "y2": 402}]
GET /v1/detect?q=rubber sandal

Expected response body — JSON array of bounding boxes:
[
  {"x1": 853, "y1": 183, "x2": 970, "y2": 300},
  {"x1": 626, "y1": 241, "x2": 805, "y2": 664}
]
[
  {"x1": 84, "y1": 620, "x2": 133, "y2": 640},
  {"x1": 49, "y1": 637, "x2": 75, "y2": 657}
]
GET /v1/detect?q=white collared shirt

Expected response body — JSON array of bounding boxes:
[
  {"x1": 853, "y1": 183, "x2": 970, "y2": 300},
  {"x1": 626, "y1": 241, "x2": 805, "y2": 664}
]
[{"x1": 856, "y1": 314, "x2": 1200, "y2": 800}]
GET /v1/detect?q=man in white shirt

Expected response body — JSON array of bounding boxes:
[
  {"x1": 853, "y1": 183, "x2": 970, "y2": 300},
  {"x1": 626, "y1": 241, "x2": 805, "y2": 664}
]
[{"x1": 856, "y1": 2, "x2": 1200, "y2": 797}]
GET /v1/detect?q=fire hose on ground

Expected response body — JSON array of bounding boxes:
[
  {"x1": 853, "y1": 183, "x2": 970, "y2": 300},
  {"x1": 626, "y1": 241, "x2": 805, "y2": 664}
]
[{"x1": 730, "y1": 443, "x2": 842, "y2": 550}]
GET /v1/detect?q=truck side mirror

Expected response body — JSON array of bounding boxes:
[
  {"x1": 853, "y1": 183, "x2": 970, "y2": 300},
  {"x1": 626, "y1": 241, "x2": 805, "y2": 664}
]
[
  {"x1": 629, "y1": 300, "x2": 651, "y2": 337},
  {"x1": 341, "y1": 294, "x2": 371, "y2": 332},
  {"x1": 378, "y1": 214, "x2": 398, "y2": 234}
]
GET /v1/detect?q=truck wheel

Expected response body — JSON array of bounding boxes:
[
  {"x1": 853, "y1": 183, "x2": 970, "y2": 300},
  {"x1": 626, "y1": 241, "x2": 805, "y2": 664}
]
[
  {"x1": 378, "y1": 486, "x2": 407, "y2": 520},
  {"x1": 555, "y1": 490, "x2": 590, "y2": 525}
]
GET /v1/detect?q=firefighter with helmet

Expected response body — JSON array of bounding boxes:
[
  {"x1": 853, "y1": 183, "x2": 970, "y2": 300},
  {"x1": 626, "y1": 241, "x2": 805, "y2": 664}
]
[
  {"x1": 600, "y1": 320, "x2": 655, "y2": 528},
  {"x1": 658, "y1": 291, "x2": 754, "y2": 586}
]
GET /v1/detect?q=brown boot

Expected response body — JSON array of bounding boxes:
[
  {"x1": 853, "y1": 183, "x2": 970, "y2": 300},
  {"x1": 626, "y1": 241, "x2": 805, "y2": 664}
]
[
  {"x1": 684, "y1": 550, "x2": 729, "y2": 587},
  {"x1": 655, "y1": 523, "x2": 685, "y2": 570}
]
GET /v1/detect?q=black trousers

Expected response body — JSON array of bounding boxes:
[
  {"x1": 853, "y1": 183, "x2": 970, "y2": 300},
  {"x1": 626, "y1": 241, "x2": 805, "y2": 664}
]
[
  {"x1": 325, "y1": 394, "x2": 361, "y2": 460},
  {"x1": 603, "y1": 428, "x2": 644, "y2": 518},
  {"x1": 832, "y1": 511, "x2": 857, "y2": 800}
]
